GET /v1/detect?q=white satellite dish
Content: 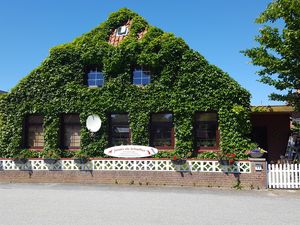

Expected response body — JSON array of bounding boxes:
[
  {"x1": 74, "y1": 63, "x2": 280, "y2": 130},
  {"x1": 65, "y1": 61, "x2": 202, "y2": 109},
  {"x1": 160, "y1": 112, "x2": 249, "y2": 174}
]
[{"x1": 86, "y1": 115, "x2": 102, "y2": 132}]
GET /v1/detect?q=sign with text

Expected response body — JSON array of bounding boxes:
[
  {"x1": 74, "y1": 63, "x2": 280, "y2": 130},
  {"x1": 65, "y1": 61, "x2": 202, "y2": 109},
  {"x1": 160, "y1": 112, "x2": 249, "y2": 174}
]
[{"x1": 104, "y1": 145, "x2": 158, "y2": 158}]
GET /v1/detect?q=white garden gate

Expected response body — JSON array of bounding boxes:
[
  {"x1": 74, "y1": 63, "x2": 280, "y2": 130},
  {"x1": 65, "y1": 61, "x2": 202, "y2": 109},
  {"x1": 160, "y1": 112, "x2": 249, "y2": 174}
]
[{"x1": 268, "y1": 163, "x2": 300, "y2": 189}]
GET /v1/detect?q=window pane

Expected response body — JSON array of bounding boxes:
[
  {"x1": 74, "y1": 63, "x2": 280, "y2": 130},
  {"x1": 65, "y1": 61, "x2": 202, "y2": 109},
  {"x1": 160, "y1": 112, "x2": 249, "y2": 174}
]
[
  {"x1": 87, "y1": 70, "x2": 105, "y2": 87},
  {"x1": 133, "y1": 69, "x2": 151, "y2": 85},
  {"x1": 26, "y1": 115, "x2": 44, "y2": 148},
  {"x1": 141, "y1": 71, "x2": 151, "y2": 79},
  {"x1": 196, "y1": 113, "x2": 217, "y2": 122},
  {"x1": 95, "y1": 79, "x2": 101, "y2": 87},
  {"x1": 98, "y1": 79, "x2": 104, "y2": 86},
  {"x1": 96, "y1": 72, "x2": 104, "y2": 79},
  {"x1": 152, "y1": 113, "x2": 172, "y2": 123},
  {"x1": 151, "y1": 113, "x2": 173, "y2": 147},
  {"x1": 63, "y1": 114, "x2": 80, "y2": 124},
  {"x1": 133, "y1": 78, "x2": 141, "y2": 85},
  {"x1": 111, "y1": 114, "x2": 130, "y2": 146},
  {"x1": 151, "y1": 126, "x2": 172, "y2": 147},
  {"x1": 88, "y1": 80, "x2": 95, "y2": 86},
  {"x1": 64, "y1": 125, "x2": 81, "y2": 148},
  {"x1": 111, "y1": 114, "x2": 129, "y2": 123},
  {"x1": 195, "y1": 113, "x2": 218, "y2": 148},
  {"x1": 62, "y1": 114, "x2": 81, "y2": 148},
  {"x1": 133, "y1": 70, "x2": 141, "y2": 79},
  {"x1": 88, "y1": 72, "x2": 96, "y2": 80},
  {"x1": 142, "y1": 77, "x2": 150, "y2": 85},
  {"x1": 28, "y1": 115, "x2": 43, "y2": 124}
]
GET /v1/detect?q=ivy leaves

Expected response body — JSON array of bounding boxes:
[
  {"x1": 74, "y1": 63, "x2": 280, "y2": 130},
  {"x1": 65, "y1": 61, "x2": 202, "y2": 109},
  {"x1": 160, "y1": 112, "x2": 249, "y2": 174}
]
[{"x1": 0, "y1": 8, "x2": 252, "y2": 159}]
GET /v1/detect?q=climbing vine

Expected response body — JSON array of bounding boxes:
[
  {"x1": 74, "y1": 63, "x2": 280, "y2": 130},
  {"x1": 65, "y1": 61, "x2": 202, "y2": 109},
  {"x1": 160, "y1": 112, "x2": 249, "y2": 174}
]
[{"x1": 0, "y1": 8, "x2": 253, "y2": 159}]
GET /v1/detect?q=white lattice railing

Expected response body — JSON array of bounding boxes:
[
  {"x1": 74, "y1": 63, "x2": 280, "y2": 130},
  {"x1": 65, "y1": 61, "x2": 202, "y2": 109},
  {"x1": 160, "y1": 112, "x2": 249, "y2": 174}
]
[{"x1": 0, "y1": 159, "x2": 251, "y2": 173}]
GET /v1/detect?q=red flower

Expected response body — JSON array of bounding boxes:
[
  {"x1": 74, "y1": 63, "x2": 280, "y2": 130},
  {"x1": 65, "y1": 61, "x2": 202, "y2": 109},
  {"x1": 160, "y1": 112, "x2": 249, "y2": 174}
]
[
  {"x1": 231, "y1": 153, "x2": 236, "y2": 158},
  {"x1": 229, "y1": 159, "x2": 234, "y2": 165},
  {"x1": 173, "y1": 155, "x2": 177, "y2": 160}
]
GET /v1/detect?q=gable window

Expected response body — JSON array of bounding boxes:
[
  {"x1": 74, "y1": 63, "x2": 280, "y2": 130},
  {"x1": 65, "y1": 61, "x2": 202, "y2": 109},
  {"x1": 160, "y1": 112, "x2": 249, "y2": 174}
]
[
  {"x1": 133, "y1": 69, "x2": 151, "y2": 85},
  {"x1": 116, "y1": 26, "x2": 128, "y2": 36},
  {"x1": 25, "y1": 115, "x2": 44, "y2": 149},
  {"x1": 150, "y1": 113, "x2": 174, "y2": 149},
  {"x1": 110, "y1": 114, "x2": 130, "y2": 146},
  {"x1": 194, "y1": 112, "x2": 219, "y2": 149},
  {"x1": 87, "y1": 69, "x2": 105, "y2": 87},
  {"x1": 61, "y1": 114, "x2": 81, "y2": 149}
]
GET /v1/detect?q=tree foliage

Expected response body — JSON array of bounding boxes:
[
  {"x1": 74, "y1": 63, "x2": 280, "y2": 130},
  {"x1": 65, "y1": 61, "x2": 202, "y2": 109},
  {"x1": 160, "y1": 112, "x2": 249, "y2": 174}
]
[{"x1": 243, "y1": 0, "x2": 300, "y2": 110}]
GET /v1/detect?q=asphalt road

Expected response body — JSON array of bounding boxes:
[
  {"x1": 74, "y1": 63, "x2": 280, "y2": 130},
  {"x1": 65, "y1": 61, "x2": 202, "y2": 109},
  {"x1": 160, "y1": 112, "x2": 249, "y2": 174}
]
[{"x1": 0, "y1": 183, "x2": 299, "y2": 225}]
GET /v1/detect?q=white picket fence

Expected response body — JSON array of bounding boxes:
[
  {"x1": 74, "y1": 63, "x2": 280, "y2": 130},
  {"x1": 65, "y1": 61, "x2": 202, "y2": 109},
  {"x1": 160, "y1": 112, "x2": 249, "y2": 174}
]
[{"x1": 268, "y1": 163, "x2": 300, "y2": 189}]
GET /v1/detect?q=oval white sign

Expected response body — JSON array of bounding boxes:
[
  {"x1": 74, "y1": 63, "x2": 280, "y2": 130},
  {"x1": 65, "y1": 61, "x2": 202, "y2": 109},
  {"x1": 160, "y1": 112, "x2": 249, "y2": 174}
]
[{"x1": 104, "y1": 145, "x2": 158, "y2": 158}]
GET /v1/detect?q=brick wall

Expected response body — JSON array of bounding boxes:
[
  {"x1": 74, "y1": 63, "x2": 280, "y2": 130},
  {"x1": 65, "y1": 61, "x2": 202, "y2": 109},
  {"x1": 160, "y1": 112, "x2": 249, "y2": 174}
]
[{"x1": 0, "y1": 159, "x2": 267, "y2": 189}]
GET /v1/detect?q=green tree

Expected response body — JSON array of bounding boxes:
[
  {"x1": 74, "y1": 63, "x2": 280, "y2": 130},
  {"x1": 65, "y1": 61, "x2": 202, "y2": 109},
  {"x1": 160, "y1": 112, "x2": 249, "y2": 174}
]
[{"x1": 243, "y1": 0, "x2": 300, "y2": 110}]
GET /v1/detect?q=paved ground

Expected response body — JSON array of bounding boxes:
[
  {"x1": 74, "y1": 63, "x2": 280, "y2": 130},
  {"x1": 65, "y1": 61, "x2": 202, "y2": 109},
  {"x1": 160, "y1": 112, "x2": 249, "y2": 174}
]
[{"x1": 0, "y1": 183, "x2": 300, "y2": 225}]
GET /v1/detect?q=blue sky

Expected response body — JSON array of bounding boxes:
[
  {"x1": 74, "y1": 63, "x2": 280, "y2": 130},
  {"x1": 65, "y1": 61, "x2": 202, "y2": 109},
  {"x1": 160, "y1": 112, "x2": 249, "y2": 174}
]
[{"x1": 0, "y1": 0, "x2": 284, "y2": 106}]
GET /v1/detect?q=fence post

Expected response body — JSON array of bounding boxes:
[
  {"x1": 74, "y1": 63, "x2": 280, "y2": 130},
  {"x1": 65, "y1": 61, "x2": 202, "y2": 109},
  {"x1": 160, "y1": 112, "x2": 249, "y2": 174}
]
[{"x1": 249, "y1": 158, "x2": 267, "y2": 189}]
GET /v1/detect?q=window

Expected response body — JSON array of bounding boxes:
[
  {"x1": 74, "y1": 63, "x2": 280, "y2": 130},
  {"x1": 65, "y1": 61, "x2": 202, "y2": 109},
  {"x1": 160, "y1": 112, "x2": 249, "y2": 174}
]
[
  {"x1": 25, "y1": 115, "x2": 44, "y2": 148},
  {"x1": 116, "y1": 26, "x2": 128, "y2": 36},
  {"x1": 61, "y1": 114, "x2": 81, "y2": 149},
  {"x1": 87, "y1": 69, "x2": 105, "y2": 87},
  {"x1": 194, "y1": 112, "x2": 219, "y2": 149},
  {"x1": 150, "y1": 113, "x2": 174, "y2": 148},
  {"x1": 133, "y1": 69, "x2": 151, "y2": 85},
  {"x1": 110, "y1": 114, "x2": 130, "y2": 146}
]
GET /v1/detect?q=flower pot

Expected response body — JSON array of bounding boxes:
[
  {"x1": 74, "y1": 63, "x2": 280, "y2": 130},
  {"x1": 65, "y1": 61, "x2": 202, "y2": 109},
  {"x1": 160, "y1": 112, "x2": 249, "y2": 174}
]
[
  {"x1": 74, "y1": 158, "x2": 89, "y2": 164},
  {"x1": 250, "y1": 149, "x2": 264, "y2": 158},
  {"x1": 44, "y1": 158, "x2": 58, "y2": 164},
  {"x1": 219, "y1": 159, "x2": 235, "y2": 165},
  {"x1": 171, "y1": 159, "x2": 187, "y2": 165},
  {"x1": 14, "y1": 158, "x2": 28, "y2": 165},
  {"x1": 219, "y1": 159, "x2": 229, "y2": 166}
]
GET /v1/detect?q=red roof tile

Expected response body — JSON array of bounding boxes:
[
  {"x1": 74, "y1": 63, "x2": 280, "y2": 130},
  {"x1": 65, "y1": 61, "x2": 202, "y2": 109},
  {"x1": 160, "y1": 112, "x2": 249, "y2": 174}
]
[
  {"x1": 108, "y1": 21, "x2": 147, "y2": 46},
  {"x1": 108, "y1": 20, "x2": 132, "y2": 46}
]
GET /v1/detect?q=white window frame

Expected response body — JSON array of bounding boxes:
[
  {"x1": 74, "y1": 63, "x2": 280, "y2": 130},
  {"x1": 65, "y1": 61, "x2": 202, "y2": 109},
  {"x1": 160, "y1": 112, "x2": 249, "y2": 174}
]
[{"x1": 116, "y1": 26, "x2": 128, "y2": 36}]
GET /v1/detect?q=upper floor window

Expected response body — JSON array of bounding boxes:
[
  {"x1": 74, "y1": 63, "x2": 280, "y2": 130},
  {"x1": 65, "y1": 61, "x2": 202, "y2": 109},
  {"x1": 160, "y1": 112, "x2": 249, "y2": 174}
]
[
  {"x1": 150, "y1": 113, "x2": 174, "y2": 149},
  {"x1": 116, "y1": 26, "x2": 128, "y2": 36},
  {"x1": 25, "y1": 115, "x2": 44, "y2": 149},
  {"x1": 194, "y1": 112, "x2": 219, "y2": 149},
  {"x1": 110, "y1": 114, "x2": 130, "y2": 146},
  {"x1": 61, "y1": 114, "x2": 81, "y2": 149},
  {"x1": 87, "y1": 69, "x2": 105, "y2": 87},
  {"x1": 133, "y1": 69, "x2": 151, "y2": 86}
]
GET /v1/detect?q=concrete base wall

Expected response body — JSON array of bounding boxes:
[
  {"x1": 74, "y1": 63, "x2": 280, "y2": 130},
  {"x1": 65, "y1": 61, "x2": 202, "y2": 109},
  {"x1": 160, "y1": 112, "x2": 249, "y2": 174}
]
[{"x1": 0, "y1": 159, "x2": 267, "y2": 189}]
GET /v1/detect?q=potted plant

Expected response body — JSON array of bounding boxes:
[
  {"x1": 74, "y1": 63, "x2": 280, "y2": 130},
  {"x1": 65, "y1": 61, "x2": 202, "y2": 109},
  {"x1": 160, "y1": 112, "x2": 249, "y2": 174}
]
[
  {"x1": 245, "y1": 143, "x2": 267, "y2": 158},
  {"x1": 217, "y1": 152, "x2": 236, "y2": 168},
  {"x1": 42, "y1": 149, "x2": 60, "y2": 164},
  {"x1": 171, "y1": 154, "x2": 187, "y2": 165},
  {"x1": 73, "y1": 151, "x2": 89, "y2": 164},
  {"x1": 249, "y1": 147, "x2": 267, "y2": 158}
]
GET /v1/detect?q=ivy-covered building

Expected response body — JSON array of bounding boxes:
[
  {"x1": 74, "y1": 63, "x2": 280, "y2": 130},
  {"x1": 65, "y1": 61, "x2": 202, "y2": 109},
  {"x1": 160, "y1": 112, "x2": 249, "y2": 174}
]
[{"x1": 0, "y1": 9, "x2": 253, "y2": 159}]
